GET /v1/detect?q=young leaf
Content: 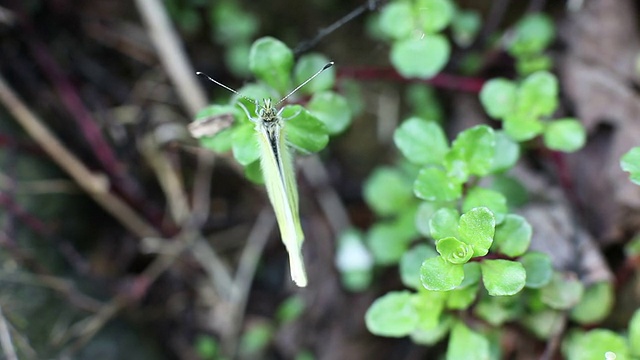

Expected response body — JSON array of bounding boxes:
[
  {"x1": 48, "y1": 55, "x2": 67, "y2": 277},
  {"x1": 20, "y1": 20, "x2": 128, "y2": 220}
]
[
  {"x1": 415, "y1": 201, "x2": 440, "y2": 237},
  {"x1": 231, "y1": 123, "x2": 260, "y2": 166},
  {"x1": 563, "y1": 329, "x2": 630, "y2": 360},
  {"x1": 630, "y1": 308, "x2": 640, "y2": 357},
  {"x1": 367, "y1": 222, "x2": 412, "y2": 265},
  {"x1": 543, "y1": 118, "x2": 586, "y2": 152},
  {"x1": 503, "y1": 114, "x2": 544, "y2": 141},
  {"x1": 446, "y1": 322, "x2": 490, "y2": 360},
  {"x1": 490, "y1": 131, "x2": 520, "y2": 173},
  {"x1": 516, "y1": 71, "x2": 558, "y2": 118},
  {"x1": 540, "y1": 272, "x2": 584, "y2": 309},
  {"x1": 436, "y1": 237, "x2": 474, "y2": 265},
  {"x1": 429, "y1": 207, "x2": 460, "y2": 240},
  {"x1": 307, "y1": 91, "x2": 352, "y2": 135},
  {"x1": 480, "y1": 78, "x2": 517, "y2": 119},
  {"x1": 378, "y1": 2, "x2": 414, "y2": 40},
  {"x1": 293, "y1": 53, "x2": 335, "y2": 94},
  {"x1": 200, "y1": 127, "x2": 234, "y2": 153},
  {"x1": 410, "y1": 315, "x2": 453, "y2": 345},
  {"x1": 481, "y1": 259, "x2": 526, "y2": 296},
  {"x1": 400, "y1": 244, "x2": 438, "y2": 289},
  {"x1": 475, "y1": 296, "x2": 522, "y2": 326},
  {"x1": 391, "y1": 35, "x2": 451, "y2": 79},
  {"x1": 492, "y1": 214, "x2": 532, "y2": 257},
  {"x1": 420, "y1": 256, "x2": 464, "y2": 291},
  {"x1": 243, "y1": 160, "x2": 264, "y2": 184},
  {"x1": 621, "y1": 146, "x2": 640, "y2": 185},
  {"x1": 444, "y1": 125, "x2": 496, "y2": 180},
  {"x1": 414, "y1": 0, "x2": 455, "y2": 33},
  {"x1": 451, "y1": 9, "x2": 481, "y2": 47},
  {"x1": 462, "y1": 187, "x2": 507, "y2": 224},
  {"x1": 570, "y1": 281, "x2": 613, "y2": 325},
  {"x1": 521, "y1": 309, "x2": 564, "y2": 339},
  {"x1": 393, "y1": 117, "x2": 449, "y2": 165},
  {"x1": 458, "y1": 207, "x2": 496, "y2": 257},
  {"x1": 507, "y1": 13, "x2": 555, "y2": 57},
  {"x1": 364, "y1": 167, "x2": 413, "y2": 216},
  {"x1": 412, "y1": 291, "x2": 448, "y2": 330},
  {"x1": 519, "y1": 251, "x2": 553, "y2": 288},
  {"x1": 414, "y1": 167, "x2": 462, "y2": 202},
  {"x1": 365, "y1": 291, "x2": 418, "y2": 337},
  {"x1": 446, "y1": 283, "x2": 479, "y2": 309},
  {"x1": 283, "y1": 105, "x2": 329, "y2": 154},
  {"x1": 335, "y1": 229, "x2": 373, "y2": 291},
  {"x1": 249, "y1": 37, "x2": 293, "y2": 94}
]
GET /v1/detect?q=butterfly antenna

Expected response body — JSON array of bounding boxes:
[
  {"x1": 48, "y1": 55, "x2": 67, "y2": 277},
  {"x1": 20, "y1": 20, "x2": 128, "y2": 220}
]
[
  {"x1": 196, "y1": 72, "x2": 259, "y2": 106},
  {"x1": 276, "y1": 62, "x2": 334, "y2": 106}
]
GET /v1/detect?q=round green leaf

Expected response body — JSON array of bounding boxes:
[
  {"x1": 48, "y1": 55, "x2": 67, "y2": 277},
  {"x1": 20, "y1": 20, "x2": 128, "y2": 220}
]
[
  {"x1": 400, "y1": 244, "x2": 438, "y2": 289},
  {"x1": 293, "y1": 53, "x2": 335, "y2": 94},
  {"x1": 391, "y1": 35, "x2": 451, "y2": 79},
  {"x1": 436, "y1": 237, "x2": 473, "y2": 265},
  {"x1": 336, "y1": 229, "x2": 374, "y2": 291},
  {"x1": 543, "y1": 118, "x2": 586, "y2": 152},
  {"x1": 521, "y1": 309, "x2": 564, "y2": 339},
  {"x1": 429, "y1": 207, "x2": 460, "y2": 240},
  {"x1": 570, "y1": 281, "x2": 613, "y2": 325},
  {"x1": 307, "y1": 91, "x2": 352, "y2": 134},
  {"x1": 462, "y1": 187, "x2": 508, "y2": 224},
  {"x1": 282, "y1": 105, "x2": 329, "y2": 154},
  {"x1": 243, "y1": 160, "x2": 264, "y2": 184},
  {"x1": 444, "y1": 125, "x2": 496, "y2": 180},
  {"x1": 630, "y1": 308, "x2": 640, "y2": 357},
  {"x1": 507, "y1": 13, "x2": 555, "y2": 57},
  {"x1": 393, "y1": 117, "x2": 449, "y2": 165},
  {"x1": 451, "y1": 9, "x2": 481, "y2": 47},
  {"x1": 519, "y1": 251, "x2": 553, "y2": 288},
  {"x1": 410, "y1": 315, "x2": 453, "y2": 345},
  {"x1": 564, "y1": 329, "x2": 630, "y2": 360},
  {"x1": 249, "y1": 37, "x2": 293, "y2": 94},
  {"x1": 211, "y1": 1, "x2": 259, "y2": 44},
  {"x1": 475, "y1": 296, "x2": 522, "y2": 326},
  {"x1": 413, "y1": 291, "x2": 448, "y2": 330},
  {"x1": 367, "y1": 222, "x2": 412, "y2": 265},
  {"x1": 516, "y1": 70, "x2": 558, "y2": 118},
  {"x1": 378, "y1": 2, "x2": 414, "y2": 40},
  {"x1": 414, "y1": 167, "x2": 462, "y2": 202},
  {"x1": 199, "y1": 127, "x2": 234, "y2": 153},
  {"x1": 234, "y1": 83, "x2": 276, "y2": 116},
  {"x1": 415, "y1": 201, "x2": 440, "y2": 237},
  {"x1": 446, "y1": 322, "x2": 490, "y2": 360},
  {"x1": 446, "y1": 283, "x2": 479, "y2": 309},
  {"x1": 365, "y1": 291, "x2": 418, "y2": 337},
  {"x1": 420, "y1": 256, "x2": 464, "y2": 291},
  {"x1": 364, "y1": 167, "x2": 413, "y2": 216},
  {"x1": 490, "y1": 131, "x2": 520, "y2": 173},
  {"x1": 458, "y1": 207, "x2": 496, "y2": 257},
  {"x1": 480, "y1": 78, "x2": 517, "y2": 119},
  {"x1": 491, "y1": 175, "x2": 529, "y2": 208},
  {"x1": 540, "y1": 272, "x2": 584, "y2": 309},
  {"x1": 414, "y1": 0, "x2": 455, "y2": 33},
  {"x1": 480, "y1": 259, "x2": 526, "y2": 296},
  {"x1": 492, "y1": 214, "x2": 532, "y2": 257},
  {"x1": 621, "y1": 147, "x2": 640, "y2": 185},
  {"x1": 231, "y1": 123, "x2": 260, "y2": 166},
  {"x1": 515, "y1": 53, "x2": 553, "y2": 76}
]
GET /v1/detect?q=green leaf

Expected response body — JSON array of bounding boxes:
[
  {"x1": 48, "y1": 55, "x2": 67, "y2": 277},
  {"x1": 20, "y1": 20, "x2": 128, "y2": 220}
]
[
  {"x1": 276, "y1": 295, "x2": 305, "y2": 323},
  {"x1": 507, "y1": 13, "x2": 555, "y2": 57},
  {"x1": 630, "y1": 308, "x2": 640, "y2": 357},
  {"x1": 400, "y1": 244, "x2": 438, "y2": 289},
  {"x1": 491, "y1": 175, "x2": 529, "y2": 208},
  {"x1": 462, "y1": 187, "x2": 508, "y2": 224},
  {"x1": 391, "y1": 35, "x2": 451, "y2": 79},
  {"x1": 378, "y1": 2, "x2": 414, "y2": 40},
  {"x1": 503, "y1": 114, "x2": 545, "y2": 141},
  {"x1": 480, "y1": 78, "x2": 517, "y2": 119},
  {"x1": 415, "y1": 201, "x2": 440, "y2": 237},
  {"x1": 540, "y1": 272, "x2": 584, "y2": 309},
  {"x1": 543, "y1": 118, "x2": 586, "y2": 152},
  {"x1": 365, "y1": 291, "x2": 418, "y2": 337},
  {"x1": 492, "y1": 214, "x2": 532, "y2": 257},
  {"x1": 231, "y1": 123, "x2": 260, "y2": 166},
  {"x1": 367, "y1": 222, "x2": 412, "y2": 265},
  {"x1": 200, "y1": 127, "x2": 235, "y2": 153},
  {"x1": 563, "y1": 329, "x2": 630, "y2": 360},
  {"x1": 521, "y1": 309, "x2": 564, "y2": 339},
  {"x1": 570, "y1": 281, "x2": 614, "y2": 325},
  {"x1": 412, "y1": 291, "x2": 448, "y2": 330},
  {"x1": 475, "y1": 295, "x2": 522, "y2": 326},
  {"x1": 283, "y1": 105, "x2": 329, "y2": 154},
  {"x1": 458, "y1": 207, "x2": 496, "y2": 257},
  {"x1": 393, "y1": 117, "x2": 449, "y2": 165},
  {"x1": 446, "y1": 283, "x2": 479, "y2": 309},
  {"x1": 420, "y1": 256, "x2": 464, "y2": 291},
  {"x1": 429, "y1": 207, "x2": 460, "y2": 240},
  {"x1": 515, "y1": 53, "x2": 553, "y2": 76},
  {"x1": 234, "y1": 83, "x2": 275, "y2": 116},
  {"x1": 211, "y1": 1, "x2": 259, "y2": 44},
  {"x1": 238, "y1": 322, "x2": 273, "y2": 357},
  {"x1": 335, "y1": 229, "x2": 373, "y2": 291},
  {"x1": 451, "y1": 9, "x2": 481, "y2": 47},
  {"x1": 516, "y1": 71, "x2": 558, "y2": 118},
  {"x1": 414, "y1": 0, "x2": 455, "y2": 33},
  {"x1": 410, "y1": 315, "x2": 453, "y2": 345},
  {"x1": 459, "y1": 262, "x2": 481, "y2": 288},
  {"x1": 436, "y1": 237, "x2": 474, "y2": 265},
  {"x1": 364, "y1": 167, "x2": 413, "y2": 216},
  {"x1": 414, "y1": 167, "x2": 462, "y2": 202},
  {"x1": 490, "y1": 131, "x2": 520, "y2": 173},
  {"x1": 293, "y1": 53, "x2": 335, "y2": 94},
  {"x1": 249, "y1": 37, "x2": 293, "y2": 94},
  {"x1": 307, "y1": 91, "x2": 352, "y2": 135},
  {"x1": 621, "y1": 147, "x2": 640, "y2": 185},
  {"x1": 405, "y1": 84, "x2": 444, "y2": 122},
  {"x1": 444, "y1": 125, "x2": 496, "y2": 181},
  {"x1": 519, "y1": 251, "x2": 553, "y2": 288},
  {"x1": 480, "y1": 259, "x2": 526, "y2": 296},
  {"x1": 446, "y1": 322, "x2": 490, "y2": 360}
]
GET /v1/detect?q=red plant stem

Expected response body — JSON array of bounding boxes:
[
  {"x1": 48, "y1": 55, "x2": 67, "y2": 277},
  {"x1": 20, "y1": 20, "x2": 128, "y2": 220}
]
[{"x1": 337, "y1": 67, "x2": 486, "y2": 93}]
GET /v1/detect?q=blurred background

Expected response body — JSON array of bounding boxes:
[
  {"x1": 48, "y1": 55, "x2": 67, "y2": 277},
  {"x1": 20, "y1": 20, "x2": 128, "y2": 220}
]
[{"x1": 1, "y1": 0, "x2": 640, "y2": 359}]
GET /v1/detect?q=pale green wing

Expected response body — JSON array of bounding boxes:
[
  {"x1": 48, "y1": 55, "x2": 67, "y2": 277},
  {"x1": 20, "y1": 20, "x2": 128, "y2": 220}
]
[{"x1": 256, "y1": 122, "x2": 307, "y2": 287}]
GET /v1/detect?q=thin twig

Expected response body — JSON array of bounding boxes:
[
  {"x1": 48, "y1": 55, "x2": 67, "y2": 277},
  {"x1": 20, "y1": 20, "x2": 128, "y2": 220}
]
[
  {"x1": 0, "y1": 304, "x2": 17, "y2": 360},
  {"x1": 0, "y1": 73, "x2": 159, "y2": 238}
]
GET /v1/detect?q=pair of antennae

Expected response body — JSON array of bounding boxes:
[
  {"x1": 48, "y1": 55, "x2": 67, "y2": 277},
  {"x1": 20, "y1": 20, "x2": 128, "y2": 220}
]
[{"x1": 196, "y1": 62, "x2": 334, "y2": 107}]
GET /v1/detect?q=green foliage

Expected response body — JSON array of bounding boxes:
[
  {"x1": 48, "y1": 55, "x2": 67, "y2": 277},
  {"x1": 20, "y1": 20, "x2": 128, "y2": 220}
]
[
  {"x1": 335, "y1": 229, "x2": 374, "y2": 291},
  {"x1": 630, "y1": 308, "x2": 640, "y2": 357},
  {"x1": 540, "y1": 273, "x2": 584, "y2": 310},
  {"x1": 506, "y1": 13, "x2": 555, "y2": 76},
  {"x1": 621, "y1": 147, "x2": 640, "y2": 185},
  {"x1": 481, "y1": 260, "x2": 526, "y2": 296},
  {"x1": 446, "y1": 322, "x2": 490, "y2": 360},
  {"x1": 394, "y1": 117, "x2": 449, "y2": 165},
  {"x1": 570, "y1": 282, "x2": 614, "y2": 324},
  {"x1": 563, "y1": 329, "x2": 630, "y2": 360},
  {"x1": 364, "y1": 167, "x2": 414, "y2": 216},
  {"x1": 194, "y1": 37, "x2": 351, "y2": 184},
  {"x1": 365, "y1": 291, "x2": 419, "y2": 337}
]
